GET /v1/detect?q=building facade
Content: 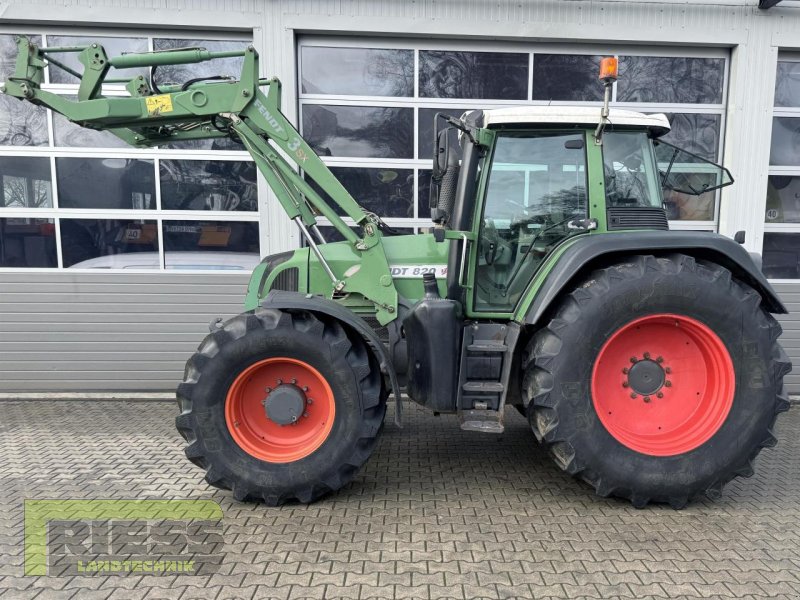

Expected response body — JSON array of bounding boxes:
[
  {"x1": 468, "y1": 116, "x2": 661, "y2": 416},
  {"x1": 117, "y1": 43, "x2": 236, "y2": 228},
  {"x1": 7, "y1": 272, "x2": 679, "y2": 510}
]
[{"x1": 0, "y1": 0, "x2": 798, "y2": 393}]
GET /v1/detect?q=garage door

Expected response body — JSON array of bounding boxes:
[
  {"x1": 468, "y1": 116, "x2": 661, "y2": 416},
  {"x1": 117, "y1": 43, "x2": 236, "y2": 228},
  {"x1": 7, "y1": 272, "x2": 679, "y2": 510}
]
[{"x1": 297, "y1": 38, "x2": 729, "y2": 236}]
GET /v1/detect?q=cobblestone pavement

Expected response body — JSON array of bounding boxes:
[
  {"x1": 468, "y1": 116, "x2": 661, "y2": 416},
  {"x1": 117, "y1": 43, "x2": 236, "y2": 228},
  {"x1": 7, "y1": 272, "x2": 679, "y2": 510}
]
[{"x1": 0, "y1": 400, "x2": 798, "y2": 600}]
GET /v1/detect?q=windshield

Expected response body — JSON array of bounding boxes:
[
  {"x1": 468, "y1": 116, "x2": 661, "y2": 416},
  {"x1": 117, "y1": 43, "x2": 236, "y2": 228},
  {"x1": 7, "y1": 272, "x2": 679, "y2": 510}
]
[{"x1": 602, "y1": 132, "x2": 662, "y2": 208}]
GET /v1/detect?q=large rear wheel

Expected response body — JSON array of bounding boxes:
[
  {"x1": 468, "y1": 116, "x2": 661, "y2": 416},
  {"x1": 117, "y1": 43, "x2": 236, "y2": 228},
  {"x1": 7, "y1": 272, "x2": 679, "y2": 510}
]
[
  {"x1": 176, "y1": 308, "x2": 386, "y2": 505},
  {"x1": 522, "y1": 254, "x2": 791, "y2": 508}
]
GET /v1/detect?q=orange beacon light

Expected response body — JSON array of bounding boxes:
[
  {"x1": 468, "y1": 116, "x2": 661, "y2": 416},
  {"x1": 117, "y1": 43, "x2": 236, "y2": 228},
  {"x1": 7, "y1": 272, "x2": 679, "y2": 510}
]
[{"x1": 599, "y1": 57, "x2": 618, "y2": 82}]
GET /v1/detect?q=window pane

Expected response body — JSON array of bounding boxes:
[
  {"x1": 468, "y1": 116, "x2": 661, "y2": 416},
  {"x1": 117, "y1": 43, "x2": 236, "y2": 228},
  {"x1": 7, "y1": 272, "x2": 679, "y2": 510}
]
[
  {"x1": 532, "y1": 54, "x2": 603, "y2": 101},
  {"x1": 0, "y1": 218, "x2": 56, "y2": 267},
  {"x1": 56, "y1": 158, "x2": 155, "y2": 210},
  {"x1": 307, "y1": 167, "x2": 414, "y2": 218},
  {"x1": 160, "y1": 160, "x2": 257, "y2": 212},
  {"x1": 301, "y1": 46, "x2": 413, "y2": 97},
  {"x1": 0, "y1": 35, "x2": 42, "y2": 80},
  {"x1": 418, "y1": 169, "x2": 432, "y2": 220},
  {"x1": 766, "y1": 176, "x2": 800, "y2": 224},
  {"x1": 162, "y1": 220, "x2": 260, "y2": 270},
  {"x1": 1, "y1": 157, "x2": 52, "y2": 208},
  {"x1": 302, "y1": 105, "x2": 413, "y2": 159},
  {"x1": 617, "y1": 56, "x2": 724, "y2": 104},
  {"x1": 419, "y1": 50, "x2": 528, "y2": 99},
  {"x1": 0, "y1": 96, "x2": 48, "y2": 146},
  {"x1": 418, "y1": 107, "x2": 470, "y2": 160},
  {"x1": 769, "y1": 117, "x2": 800, "y2": 166},
  {"x1": 661, "y1": 113, "x2": 721, "y2": 162},
  {"x1": 61, "y1": 219, "x2": 158, "y2": 268},
  {"x1": 604, "y1": 132, "x2": 662, "y2": 208},
  {"x1": 152, "y1": 39, "x2": 248, "y2": 86},
  {"x1": 763, "y1": 233, "x2": 800, "y2": 279},
  {"x1": 775, "y1": 61, "x2": 800, "y2": 108},
  {"x1": 53, "y1": 98, "x2": 129, "y2": 148},
  {"x1": 46, "y1": 35, "x2": 147, "y2": 84},
  {"x1": 663, "y1": 189, "x2": 715, "y2": 221}
]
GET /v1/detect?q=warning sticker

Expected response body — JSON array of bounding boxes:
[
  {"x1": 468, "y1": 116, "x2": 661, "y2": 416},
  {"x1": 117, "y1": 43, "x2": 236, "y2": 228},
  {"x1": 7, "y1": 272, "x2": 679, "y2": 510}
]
[{"x1": 145, "y1": 94, "x2": 173, "y2": 116}]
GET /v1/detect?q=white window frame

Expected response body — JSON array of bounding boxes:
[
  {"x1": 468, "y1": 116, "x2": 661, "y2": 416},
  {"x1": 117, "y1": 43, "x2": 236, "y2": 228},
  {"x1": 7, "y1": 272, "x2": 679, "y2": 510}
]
[
  {"x1": 764, "y1": 52, "x2": 800, "y2": 283},
  {"x1": 0, "y1": 26, "x2": 259, "y2": 274}
]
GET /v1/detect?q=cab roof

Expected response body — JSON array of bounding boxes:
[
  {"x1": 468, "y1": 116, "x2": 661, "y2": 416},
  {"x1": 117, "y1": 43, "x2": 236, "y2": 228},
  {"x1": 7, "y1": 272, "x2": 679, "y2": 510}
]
[{"x1": 475, "y1": 106, "x2": 671, "y2": 137}]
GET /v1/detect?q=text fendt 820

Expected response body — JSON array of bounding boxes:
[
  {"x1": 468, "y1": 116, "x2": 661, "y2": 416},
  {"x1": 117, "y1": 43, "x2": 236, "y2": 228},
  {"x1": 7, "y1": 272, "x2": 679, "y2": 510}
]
[{"x1": 5, "y1": 41, "x2": 792, "y2": 508}]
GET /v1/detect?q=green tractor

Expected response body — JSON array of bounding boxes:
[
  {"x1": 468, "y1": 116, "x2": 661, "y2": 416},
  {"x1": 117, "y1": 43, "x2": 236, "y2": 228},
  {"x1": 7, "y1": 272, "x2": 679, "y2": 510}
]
[{"x1": 5, "y1": 43, "x2": 791, "y2": 508}]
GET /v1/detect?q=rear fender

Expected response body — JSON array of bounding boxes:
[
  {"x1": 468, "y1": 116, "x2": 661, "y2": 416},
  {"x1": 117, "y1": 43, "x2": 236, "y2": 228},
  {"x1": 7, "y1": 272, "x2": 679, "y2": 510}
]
[
  {"x1": 260, "y1": 290, "x2": 403, "y2": 427},
  {"x1": 518, "y1": 231, "x2": 787, "y2": 327}
]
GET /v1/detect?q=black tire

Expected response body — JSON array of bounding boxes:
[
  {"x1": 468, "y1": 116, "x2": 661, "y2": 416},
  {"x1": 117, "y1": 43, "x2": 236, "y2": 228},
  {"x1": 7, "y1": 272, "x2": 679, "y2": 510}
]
[
  {"x1": 176, "y1": 308, "x2": 386, "y2": 506},
  {"x1": 522, "y1": 254, "x2": 792, "y2": 508}
]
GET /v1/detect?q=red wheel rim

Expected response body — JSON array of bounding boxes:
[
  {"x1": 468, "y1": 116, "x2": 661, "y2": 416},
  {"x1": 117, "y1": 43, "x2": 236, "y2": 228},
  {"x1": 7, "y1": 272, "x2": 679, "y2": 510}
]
[
  {"x1": 225, "y1": 358, "x2": 335, "y2": 463},
  {"x1": 591, "y1": 314, "x2": 735, "y2": 456}
]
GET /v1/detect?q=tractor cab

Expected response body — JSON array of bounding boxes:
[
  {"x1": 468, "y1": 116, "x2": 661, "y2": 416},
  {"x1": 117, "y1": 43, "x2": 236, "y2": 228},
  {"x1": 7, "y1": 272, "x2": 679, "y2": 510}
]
[{"x1": 429, "y1": 105, "x2": 733, "y2": 313}]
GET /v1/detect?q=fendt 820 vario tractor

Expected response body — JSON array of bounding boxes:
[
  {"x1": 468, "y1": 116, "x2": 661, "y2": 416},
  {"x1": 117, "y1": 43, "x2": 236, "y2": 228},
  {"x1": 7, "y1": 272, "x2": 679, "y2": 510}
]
[{"x1": 5, "y1": 41, "x2": 791, "y2": 508}]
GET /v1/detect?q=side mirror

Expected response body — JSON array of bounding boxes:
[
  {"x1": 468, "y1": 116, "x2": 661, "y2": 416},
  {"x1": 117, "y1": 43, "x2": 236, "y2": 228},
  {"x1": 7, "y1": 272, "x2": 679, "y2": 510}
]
[{"x1": 431, "y1": 113, "x2": 452, "y2": 181}]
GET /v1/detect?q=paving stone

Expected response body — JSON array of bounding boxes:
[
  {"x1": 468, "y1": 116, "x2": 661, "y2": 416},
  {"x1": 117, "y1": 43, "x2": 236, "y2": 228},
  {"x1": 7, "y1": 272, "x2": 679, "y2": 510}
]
[{"x1": 0, "y1": 401, "x2": 798, "y2": 600}]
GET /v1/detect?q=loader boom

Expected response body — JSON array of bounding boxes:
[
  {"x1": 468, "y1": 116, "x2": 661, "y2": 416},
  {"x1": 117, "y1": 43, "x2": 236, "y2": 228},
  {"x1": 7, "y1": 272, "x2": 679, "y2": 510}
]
[{"x1": 2, "y1": 37, "x2": 399, "y2": 323}]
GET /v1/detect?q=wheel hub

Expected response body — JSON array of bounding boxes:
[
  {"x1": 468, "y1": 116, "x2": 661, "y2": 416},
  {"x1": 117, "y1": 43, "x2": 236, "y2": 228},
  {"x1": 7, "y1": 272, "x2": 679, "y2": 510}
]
[
  {"x1": 263, "y1": 384, "x2": 306, "y2": 425},
  {"x1": 627, "y1": 359, "x2": 665, "y2": 396}
]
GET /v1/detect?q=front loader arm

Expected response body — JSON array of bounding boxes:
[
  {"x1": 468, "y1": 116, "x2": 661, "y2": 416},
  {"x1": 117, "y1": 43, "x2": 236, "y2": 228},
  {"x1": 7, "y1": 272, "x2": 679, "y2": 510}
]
[{"x1": 2, "y1": 37, "x2": 399, "y2": 324}]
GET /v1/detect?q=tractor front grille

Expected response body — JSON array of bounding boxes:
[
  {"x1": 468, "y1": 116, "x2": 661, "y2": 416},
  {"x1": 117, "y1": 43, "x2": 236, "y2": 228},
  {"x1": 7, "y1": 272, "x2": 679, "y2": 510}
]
[
  {"x1": 271, "y1": 267, "x2": 299, "y2": 292},
  {"x1": 607, "y1": 207, "x2": 669, "y2": 231}
]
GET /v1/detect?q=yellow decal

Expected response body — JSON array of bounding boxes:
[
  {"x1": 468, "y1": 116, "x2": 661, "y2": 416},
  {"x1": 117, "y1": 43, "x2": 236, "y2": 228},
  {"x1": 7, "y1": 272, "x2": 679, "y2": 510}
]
[{"x1": 145, "y1": 94, "x2": 173, "y2": 116}]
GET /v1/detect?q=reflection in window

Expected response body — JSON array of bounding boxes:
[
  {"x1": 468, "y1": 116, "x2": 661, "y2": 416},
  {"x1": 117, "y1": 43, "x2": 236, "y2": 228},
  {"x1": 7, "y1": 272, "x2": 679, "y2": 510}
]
[
  {"x1": 160, "y1": 160, "x2": 257, "y2": 211},
  {"x1": 661, "y1": 113, "x2": 721, "y2": 162},
  {"x1": 46, "y1": 35, "x2": 148, "y2": 84},
  {"x1": 0, "y1": 97, "x2": 48, "y2": 146},
  {"x1": 161, "y1": 135, "x2": 241, "y2": 151},
  {"x1": 61, "y1": 219, "x2": 159, "y2": 268},
  {"x1": 0, "y1": 156, "x2": 52, "y2": 208},
  {"x1": 316, "y1": 225, "x2": 413, "y2": 244},
  {"x1": 0, "y1": 218, "x2": 56, "y2": 267},
  {"x1": 302, "y1": 105, "x2": 413, "y2": 159},
  {"x1": 769, "y1": 117, "x2": 800, "y2": 166},
  {"x1": 532, "y1": 54, "x2": 603, "y2": 101},
  {"x1": 418, "y1": 169, "x2": 432, "y2": 219},
  {"x1": 419, "y1": 51, "x2": 528, "y2": 99},
  {"x1": 307, "y1": 167, "x2": 414, "y2": 218},
  {"x1": 617, "y1": 56, "x2": 724, "y2": 104},
  {"x1": 152, "y1": 39, "x2": 248, "y2": 88},
  {"x1": 56, "y1": 158, "x2": 155, "y2": 210},
  {"x1": 301, "y1": 46, "x2": 413, "y2": 97},
  {"x1": 763, "y1": 233, "x2": 800, "y2": 279},
  {"x1": 775, "y1": 61, "x2": 800, "y2": 108},
  {"x1": 663, "y1": 188, "x2": 715, "y2": 221},
  {"x1": 418, "y1": 107, "x2": 470, "y2": 160},
  {"x1": 766, "y1": 176, "x2": 800, "y2": 224},
  {"x1": 0, "y1": 35, "x2": 42, "y2": 80},
  {"x1": 162, "y1": 221, "x2": 259, "y2": 270}
]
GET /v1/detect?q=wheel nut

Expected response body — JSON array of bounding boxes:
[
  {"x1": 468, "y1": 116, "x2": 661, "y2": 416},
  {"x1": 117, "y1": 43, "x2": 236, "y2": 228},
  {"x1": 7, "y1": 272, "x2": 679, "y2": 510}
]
[
  {"x1": 643, "y1": 396, "x2": 651, "y2": 403},
  {"x1": 291, "y1": 378, "x2": 297, "y2": 384},
  {"x1": 303, "y1": 386, "x2": 309, "y2": 392},
  {"x1": 622, "y1": 368, "x2": 629, "y2": 375},
  {"x1": 630, "y1": 392, "x2": 637, "y2": 399},
  {"x1": 630, "y1": 357, "x2": 638, "y2": 364},
  {"x1": 665, "y1": 367, "x2": 671, "y2": 374},
  {"x1": 665, "y1": 381, "x2": 672, "y2": 387},
  {"x1": 657, "y1": 392, "x2": 664, "y2": 398},
  {"x1": 307, "y1": 398, "x2": 313, "y2": 404},
  {"x1": 656, "y1": 356, "x2": 664, "y2": 363},
  {"x1": 644, "y1": 352, "x2": 651, "y2": 359},
  {"x1": 265, "y1": 387, "x2": 272, "y2": 393},
  {"x1": 622, "y1": 381, "x2": 630, "y2": 388},
  {"x1": 303, "y1": 412, "x2": 309, "y2": 418},
  {"x1": 277, "y1": 378, "x2": 283, "y2": 384}
]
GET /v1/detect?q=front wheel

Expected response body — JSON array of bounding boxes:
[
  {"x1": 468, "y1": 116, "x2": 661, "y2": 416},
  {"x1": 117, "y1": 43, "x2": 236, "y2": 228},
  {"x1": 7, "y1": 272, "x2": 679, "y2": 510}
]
[
  {"x1": 522, "y1": 254, "x2": 791, "y2": 508},
  {"x1": 176, "y1": 308, "x2": 386, "y2": 506}
]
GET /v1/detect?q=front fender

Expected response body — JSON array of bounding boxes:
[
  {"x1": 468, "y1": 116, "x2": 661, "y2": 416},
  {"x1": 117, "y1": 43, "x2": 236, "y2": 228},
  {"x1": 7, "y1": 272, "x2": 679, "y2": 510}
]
[
  {"x1": 517, "y1": 231, "x2": 787, "y2": 326},
  {"x1": 260, "y1": 290, "x2": 403, "y2": 427}
]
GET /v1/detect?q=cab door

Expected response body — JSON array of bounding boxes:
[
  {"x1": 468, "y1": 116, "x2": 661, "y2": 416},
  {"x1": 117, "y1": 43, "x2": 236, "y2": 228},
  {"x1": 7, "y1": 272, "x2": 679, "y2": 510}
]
[{"x1": 469, "y1": 130, "x2": 589, "y2": 314}]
